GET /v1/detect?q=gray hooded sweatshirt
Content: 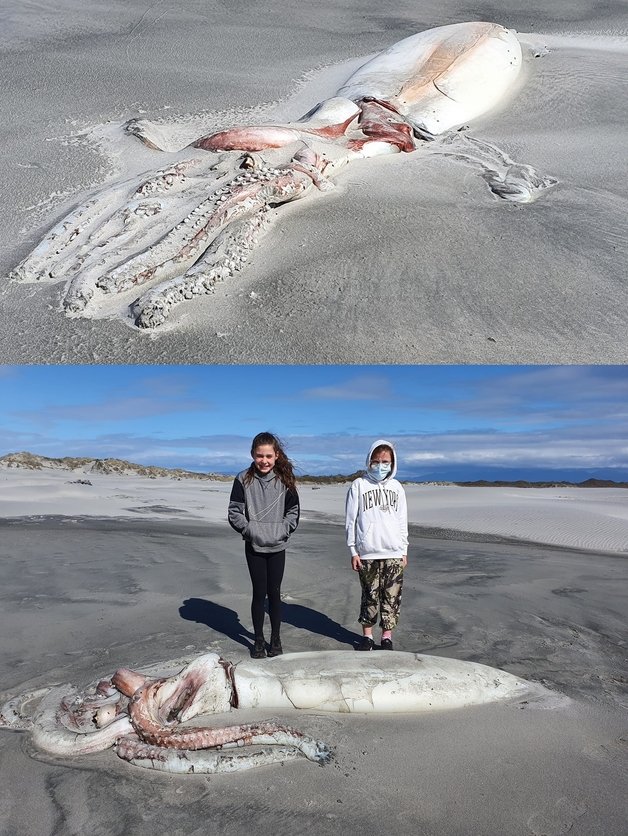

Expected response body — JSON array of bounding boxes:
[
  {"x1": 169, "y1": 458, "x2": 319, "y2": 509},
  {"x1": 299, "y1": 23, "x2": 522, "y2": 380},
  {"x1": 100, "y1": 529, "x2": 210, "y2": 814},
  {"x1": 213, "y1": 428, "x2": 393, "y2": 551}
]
[{"x1": 228, "y1": 468, "x2": 300, "y2": 553}]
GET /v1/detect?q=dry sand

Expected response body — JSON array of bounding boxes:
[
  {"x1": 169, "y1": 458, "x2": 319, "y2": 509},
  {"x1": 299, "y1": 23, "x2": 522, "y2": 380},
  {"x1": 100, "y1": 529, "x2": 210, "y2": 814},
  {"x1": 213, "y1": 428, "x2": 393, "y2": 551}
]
[
  {"x1": 1, "y1": 0, "x2": 627, "y2": 363},
  {"x1": 0, "y1": 470, "x2": 626, "y2": 835}
]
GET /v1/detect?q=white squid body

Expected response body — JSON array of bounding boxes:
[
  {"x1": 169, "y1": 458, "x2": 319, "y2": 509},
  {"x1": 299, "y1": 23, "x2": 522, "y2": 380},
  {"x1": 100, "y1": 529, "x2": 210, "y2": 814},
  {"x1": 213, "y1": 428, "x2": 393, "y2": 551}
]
[
  {"x1": 181, "y1": 651, "x2": 537, "y2": 719},
  {"x1": 337, "y1": 21, "x2": 522, "y2": 137},
  {"x1": 200, "y1": 21, "x2": 524, "y2": 156},
  {"x1": 234, "y1": 651, "x2": 532, "y2": 712}
]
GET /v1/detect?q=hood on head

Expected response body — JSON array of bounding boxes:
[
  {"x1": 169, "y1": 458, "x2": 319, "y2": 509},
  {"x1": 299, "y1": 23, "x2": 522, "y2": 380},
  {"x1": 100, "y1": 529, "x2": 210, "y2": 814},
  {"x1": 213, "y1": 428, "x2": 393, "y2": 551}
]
[{"x1": 365, "y1": 438, "x2": 397, "y2": 480}]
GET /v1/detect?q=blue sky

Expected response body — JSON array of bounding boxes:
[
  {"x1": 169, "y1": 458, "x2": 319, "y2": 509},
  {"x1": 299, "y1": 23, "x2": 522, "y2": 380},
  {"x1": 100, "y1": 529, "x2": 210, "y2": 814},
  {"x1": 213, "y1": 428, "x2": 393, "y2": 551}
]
[{"x1": 1, "y1": 365, "x2": 627, "y2": 480}]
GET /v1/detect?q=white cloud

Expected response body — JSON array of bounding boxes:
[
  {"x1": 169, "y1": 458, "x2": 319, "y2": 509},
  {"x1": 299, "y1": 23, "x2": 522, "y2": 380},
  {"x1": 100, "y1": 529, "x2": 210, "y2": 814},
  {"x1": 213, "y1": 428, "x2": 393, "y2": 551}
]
[{"x1": 301, "y1": 374, "x2": 394, "y2": 401}]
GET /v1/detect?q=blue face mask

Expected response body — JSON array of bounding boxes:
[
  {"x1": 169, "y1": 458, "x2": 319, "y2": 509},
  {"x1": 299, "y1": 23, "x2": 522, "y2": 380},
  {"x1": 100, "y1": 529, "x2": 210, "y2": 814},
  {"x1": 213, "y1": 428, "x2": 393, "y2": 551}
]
[{"x1": 369, "y1": 462, "x2": 391, "y2": 481}]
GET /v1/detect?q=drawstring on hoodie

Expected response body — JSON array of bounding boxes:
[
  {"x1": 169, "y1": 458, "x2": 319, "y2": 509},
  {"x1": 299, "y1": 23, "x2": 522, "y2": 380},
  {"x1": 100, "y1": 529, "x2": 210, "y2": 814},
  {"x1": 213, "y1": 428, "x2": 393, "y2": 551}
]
[{"x1": 247, "y1": 473, "x2": 285, "y2": 521}]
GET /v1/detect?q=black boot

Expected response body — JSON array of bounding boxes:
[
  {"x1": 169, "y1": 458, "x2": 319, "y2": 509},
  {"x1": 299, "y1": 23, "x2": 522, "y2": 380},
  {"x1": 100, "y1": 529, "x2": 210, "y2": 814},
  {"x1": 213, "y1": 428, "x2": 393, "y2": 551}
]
[
  {"x1": 251, "y1": 636, "x2": 266, "y2": 658},
  {"x1": 267, "y1": 635, "x2": 283, "y2": 657}
]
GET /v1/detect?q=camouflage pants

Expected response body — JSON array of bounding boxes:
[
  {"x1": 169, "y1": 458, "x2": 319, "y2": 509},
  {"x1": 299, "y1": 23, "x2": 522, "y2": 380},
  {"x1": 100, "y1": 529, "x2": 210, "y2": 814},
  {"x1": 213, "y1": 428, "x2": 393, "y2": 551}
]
[{"x1": 358, "y1": 558, "x2": 404, "y2": 630}]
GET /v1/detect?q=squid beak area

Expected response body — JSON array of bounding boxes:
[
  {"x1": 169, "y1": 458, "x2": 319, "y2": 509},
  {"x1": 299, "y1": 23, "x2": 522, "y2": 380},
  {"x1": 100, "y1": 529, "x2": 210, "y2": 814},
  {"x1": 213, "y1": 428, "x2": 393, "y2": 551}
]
[
  {"x1": 361, "y1": 118, "x2": 416, "y2": 153},
  {"x1": 239, "y1": 154, "x2": 258, "y2": 170},
  {"x1": 357, "y1": 99, "x2": 417, "y2": 153},
  {"x1": 94, "y1": 704, "x2": 119, "y2": 728}
]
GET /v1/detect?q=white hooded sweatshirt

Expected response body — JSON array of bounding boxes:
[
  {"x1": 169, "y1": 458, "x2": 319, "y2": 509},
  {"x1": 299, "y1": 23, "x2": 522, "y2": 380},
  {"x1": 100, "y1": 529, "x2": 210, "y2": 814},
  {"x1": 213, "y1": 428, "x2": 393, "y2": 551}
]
[{"x1": 345, "y1": 439, "x2": 409, "y2": 560}]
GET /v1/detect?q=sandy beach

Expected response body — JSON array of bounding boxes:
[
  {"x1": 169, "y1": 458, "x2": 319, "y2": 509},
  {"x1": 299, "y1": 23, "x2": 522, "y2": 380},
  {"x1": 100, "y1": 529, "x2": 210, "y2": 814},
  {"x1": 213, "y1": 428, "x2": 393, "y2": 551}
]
[
  {"x1": 1, "y1": 0, "x2": 627, "y2": 363},
  {"x1": 0, "y1": 468, "x2": 626, "y2": 835}
]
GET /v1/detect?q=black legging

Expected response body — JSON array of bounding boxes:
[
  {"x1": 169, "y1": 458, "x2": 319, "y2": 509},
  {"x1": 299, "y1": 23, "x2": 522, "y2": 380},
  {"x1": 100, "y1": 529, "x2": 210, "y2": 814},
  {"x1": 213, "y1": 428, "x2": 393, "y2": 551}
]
[{"x1": 245, "y1": 543, "x2": 286, "y2": 639}]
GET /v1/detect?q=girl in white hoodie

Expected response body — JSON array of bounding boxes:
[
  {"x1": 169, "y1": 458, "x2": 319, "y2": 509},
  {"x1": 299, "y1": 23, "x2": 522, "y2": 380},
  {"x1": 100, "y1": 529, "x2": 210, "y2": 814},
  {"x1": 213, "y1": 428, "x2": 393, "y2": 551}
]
[{"x1": 345, "y1": 439, "x2": 408, "y2": 651}]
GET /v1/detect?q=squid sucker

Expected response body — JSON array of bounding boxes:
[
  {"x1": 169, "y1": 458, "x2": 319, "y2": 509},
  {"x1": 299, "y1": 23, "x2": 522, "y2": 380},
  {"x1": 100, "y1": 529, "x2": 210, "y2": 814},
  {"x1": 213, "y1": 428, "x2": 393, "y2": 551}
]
[
  {"x1": 0, "y1": 651, "x2": 553, "y2": 774},
  {"x1": 9, "y1": 21, "x2": 557, "y2": 329}
]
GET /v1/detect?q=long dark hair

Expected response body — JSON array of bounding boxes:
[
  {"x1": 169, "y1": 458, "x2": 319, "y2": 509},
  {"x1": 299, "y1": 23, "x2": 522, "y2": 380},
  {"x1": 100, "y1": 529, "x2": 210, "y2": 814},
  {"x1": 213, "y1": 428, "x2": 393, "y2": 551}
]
[{"x1": 243, "y1": 431, "x2": 297, "y2": 493}]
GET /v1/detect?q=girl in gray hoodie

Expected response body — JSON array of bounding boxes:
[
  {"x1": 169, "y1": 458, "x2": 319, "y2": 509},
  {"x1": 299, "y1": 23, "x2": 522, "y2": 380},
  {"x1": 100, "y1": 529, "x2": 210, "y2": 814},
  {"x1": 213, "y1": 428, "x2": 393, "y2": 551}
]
[{"x1": 228, "y1": 432, "x2": 300, "y2": 658}]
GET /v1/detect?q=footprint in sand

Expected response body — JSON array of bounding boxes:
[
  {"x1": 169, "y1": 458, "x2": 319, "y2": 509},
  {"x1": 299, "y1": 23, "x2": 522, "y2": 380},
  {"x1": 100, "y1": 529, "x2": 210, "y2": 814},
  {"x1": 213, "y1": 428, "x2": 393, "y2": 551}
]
[
  {"x1": 527, "y1": 797, "x2": 587, "y2": 835},
  {"x1": 581, "y1": 733, "x2": 628, "y2": 765}
]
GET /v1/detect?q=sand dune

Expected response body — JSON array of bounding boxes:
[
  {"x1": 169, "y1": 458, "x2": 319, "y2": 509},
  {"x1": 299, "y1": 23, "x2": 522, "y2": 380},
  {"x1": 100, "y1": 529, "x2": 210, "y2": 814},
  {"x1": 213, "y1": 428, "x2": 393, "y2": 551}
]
[{"x1": 1, "y1": 467, "x2": 626, "y2": 553}]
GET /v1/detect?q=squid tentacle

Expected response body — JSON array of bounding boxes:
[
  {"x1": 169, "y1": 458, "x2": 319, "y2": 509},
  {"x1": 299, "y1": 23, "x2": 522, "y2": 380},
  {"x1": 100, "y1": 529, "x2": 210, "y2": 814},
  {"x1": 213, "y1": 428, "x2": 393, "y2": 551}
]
[
  {"x1": 0, "y1": 687, "x2": 52, "y2": 731},
  {"x1": 427, "y1": 133, "x2": 558, "y2": 203},
  {"x1": 63, "y1": 158, "x2": 319, "y2": 314},
  {"x1": 116, "y1": 735, "x2": 307, "y2": 773},
  {"x1": 60, "y1": 158, "x2": 239, "y2": 313},
  {"x1": 132, "y1": 207, "x2": 270, "y2": 329},
  {"x1": 127, "y1": 679, "x2": 330, "y2": 763},
  {"x1": 11, "y1": 158, "x2": 212, "y2": 285},
  {"x1": 31, "y1": 686, "x2": 134, "y2": 755}
]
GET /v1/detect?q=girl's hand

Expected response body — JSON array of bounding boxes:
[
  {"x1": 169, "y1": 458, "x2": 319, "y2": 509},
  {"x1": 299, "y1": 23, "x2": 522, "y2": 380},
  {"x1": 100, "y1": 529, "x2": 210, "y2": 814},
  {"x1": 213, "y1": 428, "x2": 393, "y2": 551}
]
[
  {"x1": 402, "y1": 554, "x2": 408, "y2": 567},
  {"x1": 351, "y1": 555, "x2": 362, "y2": 571}
]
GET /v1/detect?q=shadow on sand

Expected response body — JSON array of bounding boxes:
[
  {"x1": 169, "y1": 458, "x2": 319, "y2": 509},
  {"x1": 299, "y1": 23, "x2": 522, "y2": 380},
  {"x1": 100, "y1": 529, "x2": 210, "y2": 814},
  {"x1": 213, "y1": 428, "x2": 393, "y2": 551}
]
[{"x1": 179, "y1": 598, "x2": 359, "y2": 651}]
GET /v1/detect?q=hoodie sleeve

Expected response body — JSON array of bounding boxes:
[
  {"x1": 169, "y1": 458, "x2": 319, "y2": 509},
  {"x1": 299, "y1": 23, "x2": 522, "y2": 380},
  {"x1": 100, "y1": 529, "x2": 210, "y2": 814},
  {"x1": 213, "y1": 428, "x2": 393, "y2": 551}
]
[
  {"x1": 227, "y1": 476, "x2": 248, "y2": 534},
  {"x1": 284, "y1": 487, "x2": 300, "y2": 534},
  {"x1": 345, "y1": 480, "x2": 360, "y2": 557},
  {"x1": 398, "y1": 484, "x2": 409, "y2": 552}
]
